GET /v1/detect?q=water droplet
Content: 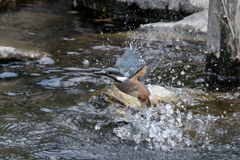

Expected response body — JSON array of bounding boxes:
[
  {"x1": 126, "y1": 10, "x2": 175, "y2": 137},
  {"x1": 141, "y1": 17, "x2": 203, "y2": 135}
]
[
  {"x1": 82, "y1": 59, "x2": 90, "y2": 66},
  {"x1": 177, "y1": 81, "x2": 181, "y2": 85},
  {"x1": 187, "y1": 112, "x2": 193, "y2": 119}
]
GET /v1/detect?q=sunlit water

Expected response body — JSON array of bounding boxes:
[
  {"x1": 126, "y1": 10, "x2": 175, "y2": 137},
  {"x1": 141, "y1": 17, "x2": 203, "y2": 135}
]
[{"x1": 0, "y1": 1, "x2": 240, "y2": 159}]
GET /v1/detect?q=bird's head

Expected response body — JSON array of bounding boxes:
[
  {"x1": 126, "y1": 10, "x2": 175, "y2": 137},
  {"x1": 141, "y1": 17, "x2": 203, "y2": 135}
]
[{"x1": 93, "y1": 67, "x2": 128, "y2": 82}]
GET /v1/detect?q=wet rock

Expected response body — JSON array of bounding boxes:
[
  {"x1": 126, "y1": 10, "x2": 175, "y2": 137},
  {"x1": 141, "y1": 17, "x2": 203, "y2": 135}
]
[
  {"x1": 0, "y1": 46, "x2": 51, "y2": 62},
  {"x1": 88, "y1": 85, "x2": 216, "y2": 115},
  {"x1": 75, "y1": 0, "x2": 209, "y2": 34},
  {"x1": 75, "y1": 0, "x2": 208, "y2": 20},
  {"x1": 130, "y1": 10, "x2": 208, "y2": 42},
  {"x1": 117, "y1": 0, "x2": 208, "y2": 13}
]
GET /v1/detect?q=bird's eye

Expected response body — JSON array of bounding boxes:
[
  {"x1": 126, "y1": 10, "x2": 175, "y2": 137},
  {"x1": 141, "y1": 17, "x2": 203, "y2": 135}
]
[{"x1": 107, "y1": 71, "x2": 112, "y2": 75}]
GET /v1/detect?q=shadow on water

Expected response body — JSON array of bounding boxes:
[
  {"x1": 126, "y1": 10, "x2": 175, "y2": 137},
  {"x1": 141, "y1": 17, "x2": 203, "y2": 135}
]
[{"x1": 0, "y1": 0, "x2": 240, "y2": 159}]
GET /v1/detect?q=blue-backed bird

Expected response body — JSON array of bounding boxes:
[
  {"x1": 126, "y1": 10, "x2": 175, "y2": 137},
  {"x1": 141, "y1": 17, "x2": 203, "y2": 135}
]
[{"x1": 93, "y1": 48, "x2": 155, "y2": 107}]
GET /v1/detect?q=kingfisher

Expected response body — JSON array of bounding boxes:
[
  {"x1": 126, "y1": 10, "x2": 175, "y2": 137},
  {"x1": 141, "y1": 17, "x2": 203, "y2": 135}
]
[{"x1": 93, "y1": 47, "x2": 156, "y2": 107}]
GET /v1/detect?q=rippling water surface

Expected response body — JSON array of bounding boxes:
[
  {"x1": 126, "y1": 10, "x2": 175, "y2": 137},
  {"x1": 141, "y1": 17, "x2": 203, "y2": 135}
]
[{"x1": 0, "y1": 1, "x2": 240, "y2": 159}]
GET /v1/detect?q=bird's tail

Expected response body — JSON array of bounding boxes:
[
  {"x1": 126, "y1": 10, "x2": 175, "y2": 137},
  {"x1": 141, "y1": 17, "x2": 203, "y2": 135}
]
[{"x1": 146, "y1": 98, "x2": 151, "y2": 107}]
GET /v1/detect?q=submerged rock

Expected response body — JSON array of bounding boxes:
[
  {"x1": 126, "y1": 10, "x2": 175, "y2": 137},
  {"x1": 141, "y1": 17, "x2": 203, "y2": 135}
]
[
  {"x1": 88, "y1": 85, "x2": 216, "y2": 115},
  {"x1": 0, "y1": 46, "x2": 51, "y2": 62}
]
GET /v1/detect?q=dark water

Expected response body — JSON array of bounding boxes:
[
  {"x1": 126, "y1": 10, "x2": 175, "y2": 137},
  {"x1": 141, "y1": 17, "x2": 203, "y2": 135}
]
[{"x1": 0, "y1": 1, "x2": 240, "y2": 159}]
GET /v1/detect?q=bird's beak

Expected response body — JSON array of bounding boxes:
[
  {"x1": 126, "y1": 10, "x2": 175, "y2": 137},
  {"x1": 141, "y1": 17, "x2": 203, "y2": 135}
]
[{"x1": 92, "y1": 70, "x2": 107, "y2": 76}]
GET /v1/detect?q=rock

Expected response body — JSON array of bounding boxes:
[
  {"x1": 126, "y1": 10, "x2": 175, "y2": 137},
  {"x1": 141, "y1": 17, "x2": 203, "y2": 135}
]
[
  {"x1": 75, "y1": 0, "x2": 209, "y2": 36},
  {"x1": 0, "y1": 46, "x2": 51, "y2": 62},
  {"x1": 117, "y1": 0, "x2": 209, "y2": 13},
  {"x1": 88, "y1": 85, "x2": 216, "y2": 115},
  {"x1": 76, "y1": 0, "x2": 208, "y2": 19},
  {"x1": 129, "y1": 10, "x2": 208, "y2": 42}
]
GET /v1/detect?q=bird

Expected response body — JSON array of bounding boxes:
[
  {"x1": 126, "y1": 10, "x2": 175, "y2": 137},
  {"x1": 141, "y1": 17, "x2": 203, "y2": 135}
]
[{"x1": 93, "y1": 47, "x2": 155, "y2": 107}]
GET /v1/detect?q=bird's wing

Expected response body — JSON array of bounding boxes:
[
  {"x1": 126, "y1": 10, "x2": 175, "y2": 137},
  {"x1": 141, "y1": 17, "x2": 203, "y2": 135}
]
[
  {"x1": 129, "y1": 65, "x2": 148, "y2": 83},
  {"x1": 115, "y1": 46, "x2": 166, "y2": 81},
  {"x1": 138, "y1": 46, "x2": 167, "y2": 82},
  {"x1": 115, "y1": 49, "x2": 146, "y2": 77},
  {"x1": 138, "y1": 58, "x2": 155, "y2": 82}
]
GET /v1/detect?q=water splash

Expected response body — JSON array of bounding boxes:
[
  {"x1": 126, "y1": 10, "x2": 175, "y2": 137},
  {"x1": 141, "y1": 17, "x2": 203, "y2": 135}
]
[{"x1": 110, "y1": 103, "x2": 228, "y2": 152}]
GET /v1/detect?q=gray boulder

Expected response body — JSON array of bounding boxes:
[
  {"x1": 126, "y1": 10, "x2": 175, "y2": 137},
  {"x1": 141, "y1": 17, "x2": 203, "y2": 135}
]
[
  {"x1": 128, "y1": 10, "x2": 208, "y2": 42},
  {"x1": 0, "y1": 46, "x2": 52, "y2": 63},
  {"x1": 117, "y1": 0, "x2": 209, "y2": 13}
]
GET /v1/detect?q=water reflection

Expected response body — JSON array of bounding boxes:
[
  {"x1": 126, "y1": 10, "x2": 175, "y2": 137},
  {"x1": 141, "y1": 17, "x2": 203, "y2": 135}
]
[{"x1": 0, "y1": 0, "x2": 240, "y2": 159}]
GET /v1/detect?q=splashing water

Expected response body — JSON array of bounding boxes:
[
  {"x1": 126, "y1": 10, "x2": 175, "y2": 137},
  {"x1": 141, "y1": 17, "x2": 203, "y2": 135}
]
[{"x1": 111, "y1": 103, "x2": 229, "y2": 152}]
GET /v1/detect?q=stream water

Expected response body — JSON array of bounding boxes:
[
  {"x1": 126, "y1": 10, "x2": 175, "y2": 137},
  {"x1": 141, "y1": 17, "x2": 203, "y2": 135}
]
[{"x1": 0, "y1": 1, "x2": 240, "y2": 159}]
